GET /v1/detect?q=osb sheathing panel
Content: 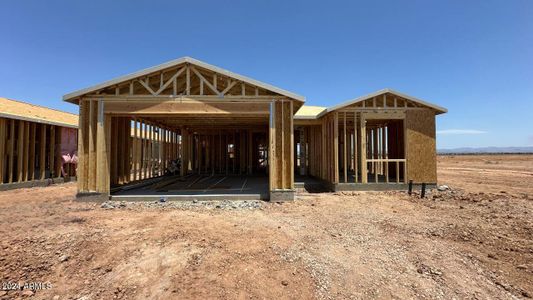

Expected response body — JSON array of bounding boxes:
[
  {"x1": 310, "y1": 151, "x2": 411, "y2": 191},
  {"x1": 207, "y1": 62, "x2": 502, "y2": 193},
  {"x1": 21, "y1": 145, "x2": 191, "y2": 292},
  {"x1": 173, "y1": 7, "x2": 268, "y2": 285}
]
[{"x1": 405, "y1": 109, "x2": 437, "y2": 183}]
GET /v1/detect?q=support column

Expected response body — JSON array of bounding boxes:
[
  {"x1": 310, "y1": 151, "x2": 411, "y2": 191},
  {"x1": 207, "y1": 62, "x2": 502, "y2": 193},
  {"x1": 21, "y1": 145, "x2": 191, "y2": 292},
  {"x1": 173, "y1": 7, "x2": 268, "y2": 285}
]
[
  {"x1": 77, "y1": 100, "x2": 88, "y2": 192},
  {"x1": 360, "y1": 114, "x2": 367, "y2": 183},
  {"x1": 96, "y1": 100, "x2": 110, "y2": 194},
  {"x1": 88, "y1": 101, "x2": 97, "y2": 191},
  {"x1": 269, "y1": 100, "x2": 295, "y2": 201}
]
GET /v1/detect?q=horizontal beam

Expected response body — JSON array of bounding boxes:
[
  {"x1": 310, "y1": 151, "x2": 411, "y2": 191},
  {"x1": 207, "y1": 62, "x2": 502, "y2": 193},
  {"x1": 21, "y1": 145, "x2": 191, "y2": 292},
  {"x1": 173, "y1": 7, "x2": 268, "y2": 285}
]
[
  {"x1": 83, "y1": 95, "x2": 289, "y2": 102},
  {"x1": 104, "y1": 101, "x2": 271, "y2": 115}
]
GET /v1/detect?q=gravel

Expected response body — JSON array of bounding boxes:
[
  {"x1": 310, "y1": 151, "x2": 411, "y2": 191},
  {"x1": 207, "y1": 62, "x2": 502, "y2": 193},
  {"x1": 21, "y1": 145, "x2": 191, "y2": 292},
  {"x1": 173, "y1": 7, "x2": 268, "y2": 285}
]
[{"x1": 99, "y1": 199, "x2": 263, "y2": 210}]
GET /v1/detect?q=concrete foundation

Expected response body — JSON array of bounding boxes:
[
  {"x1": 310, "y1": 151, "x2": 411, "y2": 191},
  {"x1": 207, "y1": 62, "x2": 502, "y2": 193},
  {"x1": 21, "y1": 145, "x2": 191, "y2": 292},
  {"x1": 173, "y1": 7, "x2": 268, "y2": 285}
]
[
  {"x1": 270, "y1": 189, "x2": 296, "y2": 201},
  {"x1": 0, "y1": 177, "x2": 75, "y2": 192}
]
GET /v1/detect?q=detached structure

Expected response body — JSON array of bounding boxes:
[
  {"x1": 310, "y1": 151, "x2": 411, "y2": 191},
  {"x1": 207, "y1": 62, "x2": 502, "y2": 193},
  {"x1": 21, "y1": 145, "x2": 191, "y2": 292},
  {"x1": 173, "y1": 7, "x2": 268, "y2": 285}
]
[
  {"x1": 0, "y1": 98, "x2": 78, "y2": 190},
  {"x1": 64, "y1": 57, "x2": 446, "y2": 201}
]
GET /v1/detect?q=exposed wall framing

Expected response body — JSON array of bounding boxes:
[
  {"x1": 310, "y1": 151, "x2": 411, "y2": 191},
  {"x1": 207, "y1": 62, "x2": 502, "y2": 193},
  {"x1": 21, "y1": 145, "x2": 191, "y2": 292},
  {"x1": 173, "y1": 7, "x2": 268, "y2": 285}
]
[{"x1": 0, "y1": 117, "x2": 74, "y2": 185}]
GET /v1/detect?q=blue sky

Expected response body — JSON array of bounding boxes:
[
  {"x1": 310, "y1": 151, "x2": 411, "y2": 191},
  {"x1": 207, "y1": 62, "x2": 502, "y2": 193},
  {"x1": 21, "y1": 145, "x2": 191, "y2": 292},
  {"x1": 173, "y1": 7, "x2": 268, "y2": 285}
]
[{"x1": 1, "y1": 0, "x2": 532, "y2": 149}]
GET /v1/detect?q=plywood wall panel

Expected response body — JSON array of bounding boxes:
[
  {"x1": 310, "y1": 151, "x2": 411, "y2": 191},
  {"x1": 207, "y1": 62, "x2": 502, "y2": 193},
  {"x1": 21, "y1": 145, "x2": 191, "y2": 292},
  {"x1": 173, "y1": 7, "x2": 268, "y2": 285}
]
[{"x1": 405, "y1": 109, "x2": 437, "y2": 183}]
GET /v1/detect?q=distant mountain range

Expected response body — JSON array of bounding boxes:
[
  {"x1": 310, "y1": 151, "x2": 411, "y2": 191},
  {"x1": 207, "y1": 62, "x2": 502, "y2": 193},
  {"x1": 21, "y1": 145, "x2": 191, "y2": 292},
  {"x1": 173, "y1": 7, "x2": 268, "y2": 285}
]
[{"x1": 438, "y1": 146, "x2": 533, "y2": 154}]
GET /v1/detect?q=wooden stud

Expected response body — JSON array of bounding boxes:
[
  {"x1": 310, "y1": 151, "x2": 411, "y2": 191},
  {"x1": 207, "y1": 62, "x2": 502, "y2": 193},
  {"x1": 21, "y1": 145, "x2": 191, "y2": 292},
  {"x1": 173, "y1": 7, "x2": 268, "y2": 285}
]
[
  {"x1": 289, "y1": 101, "x2": 294, "y2": 188},
  {"x1": 8, "y1": 119, "x2": 15, "y2": 183},
  {"x1": 343, "y1": 112, "x2": 347, "y2": 183},
  {"x1": 40, "y1": 124, "x2": 47, "y2": 180},
  {"x1": 23, "y1": 122, "x2": 29, "y2": 181},
  {"x1": 49, "y1": 126, "x2": 55, "y2": 178},
  {"x1": 354, "y1": 112, "x2": 358, "y2": 183},
  {"x1": 88, "y1": 101, "x2": 97, "y2": 190},
  {"x1": 77, "y1": 100, "x2": 87, "y2": 191},
  {"x1": 96, "y1": 100, "x2": 110, "y2": 194},
  {"x1": 0, "y1": 119, "x2": 6, "y2": 183},
  {"x1": 333, "y1": 112, "x2": 339, "y2": 184},
  {"x1": 17, "y1": 121, "x2": 24, "y2": 182},
  {"x1": 360, "y1": 116, "x2": 367, "y2": 184}
]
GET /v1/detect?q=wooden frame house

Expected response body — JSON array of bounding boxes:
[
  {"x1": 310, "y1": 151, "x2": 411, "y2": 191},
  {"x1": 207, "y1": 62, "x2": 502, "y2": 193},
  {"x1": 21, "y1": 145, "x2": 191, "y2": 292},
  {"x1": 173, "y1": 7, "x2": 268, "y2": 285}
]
[
  {"x1": 63, "y1": 57, "x2": 446, "y2": 201},
  {"x1": 0, "y1": 98, "x2": 78, "y2": 190}
]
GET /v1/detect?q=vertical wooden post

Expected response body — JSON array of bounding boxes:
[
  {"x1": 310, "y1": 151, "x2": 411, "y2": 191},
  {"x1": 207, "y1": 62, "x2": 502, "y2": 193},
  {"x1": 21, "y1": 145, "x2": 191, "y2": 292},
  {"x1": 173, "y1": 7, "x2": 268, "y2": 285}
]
[
  {"x1": 88, "y1": 101, "x2": 97, "y2": 190},
  {"x1": 96, "y1": 100, "x2": 110, "y2": 194},
  {"x1": 22, "y1": 122, "x2": 29, "y2": 181},
  {"x1": 289, "y1": 101, "x2": 294, "y2": 189},
  {"x1": 180, "y1": 128, "x2": 187, "y2": 177},
  {"x1": 29, "y1": 123, "x2": 35, "y2": 181},
  {"x1": 373, "y1": 127, "x2": 378, "y2": 183},
  {"x1": 49, "y1": 126, "x2": 55, "y2": 178},
  {"x1": 268, "y1": 101, "x2": 276, "y2": 191},
  {"x1": 383, "y1": 125, "x2": 389, "y2": 183},
  {"x1": 40, "y1": 124, "x2": 47, "y2": 180},
  {"x1": 132, "y1": 118, "x2": 137, "y2": 181},
  {"x1": 343, "y1": 112, "x2": 347, "y2": 183},
  {"x1": 354, "y1": 112, "x2": 358, "y2": 183},
  {"x1": 17, "y1": 121, "x2": 24, "y2": 182},
  {"x1": 360, "y1": 115, "x2": 367, "y2": 183},
  {"x1": 8, "y1": 120, "x2": 15, "y2": 183},
  {"x1": 333, "y1": 112, "x2": 339, "y2": 184},
  {"x1": 0, "y1": 118, "x2": 6, "y2": 183},
  {"x1": 77, "y1": 100, "x2": 87, "y2": 192}
]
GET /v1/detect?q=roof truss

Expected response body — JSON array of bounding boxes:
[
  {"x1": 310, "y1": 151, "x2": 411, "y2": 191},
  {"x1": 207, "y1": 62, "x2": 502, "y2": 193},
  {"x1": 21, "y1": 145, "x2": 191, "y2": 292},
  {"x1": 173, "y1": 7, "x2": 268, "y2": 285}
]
[
  {"x1": 63, "y1": 57, "x2": 305, "y2": 104},
  {"x1": 324, "y1": 89, "x2": 447, "y2": 116}
]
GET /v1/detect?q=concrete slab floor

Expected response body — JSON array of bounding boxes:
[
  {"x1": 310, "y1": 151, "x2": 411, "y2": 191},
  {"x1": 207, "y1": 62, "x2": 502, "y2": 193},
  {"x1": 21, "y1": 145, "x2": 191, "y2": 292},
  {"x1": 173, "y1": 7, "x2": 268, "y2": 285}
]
[{"x1": 113, "y1": 174, "x2": 269, "y2": 197}]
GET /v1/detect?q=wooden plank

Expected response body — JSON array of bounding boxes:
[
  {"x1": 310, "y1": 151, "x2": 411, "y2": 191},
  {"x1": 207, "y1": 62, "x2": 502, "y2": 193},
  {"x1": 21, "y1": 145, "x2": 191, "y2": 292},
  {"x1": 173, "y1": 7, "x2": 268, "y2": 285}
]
[
  {"x1": 8, "y1": 120, "x2": 15, "y2": 183},
  {"x1": 289, "y1": 101, "x2": 294, "y2": 189},
  {"x1": 88, "y1": 101, "x2": 97, "y2": 190},
  {"x1": 49, "y1": 126, "x2": 55, "y2": 178},
  {"x1": 133, "y1": 118, "x2": 138, "y2": 181},
  {"x1": 40, "y1": 123, "x2": 47, "y2": 180},
  {"x1": 23, "y1": 121, "x2": 29, "y2": 181},
  {"x1": 110, "y1": 118, "x2": 117, "y2": 184},
  {"x1": 16, "y1": 121, "x2": 24, "y2": 182},
  {"x1": 360, "y1": 115, "x2": 367, "y2": 183},
  {"x1": 268, "y1": 102, "x2": 276, "y2": 191},
  {"x1": 333, "y1": 112, "x2": 339, "y2": 184},
  {"x1": 96, "y1": 100, "x2": 110, "y2": 193},
  {"x1": 0, "y1": 118, "x2": 6, "y2": 183},
  {"x1": 126, "y1": 118, "x2": 132, "y2": 182},
  {"x1": 354, "y1": 113, "x2": 358, "y2": 183},
  {"x1": 384, "y1": 125, "x2": 389, "y2": 183},
  {"x1": 55, "y1": 125, "x2": 62, "y2": 177},
  {"x1": 343, "y1": 112, "x2": 347, "y2": 183},
  {"x1": 77, "y1": 101, "x2": 87, "y2": 191}
]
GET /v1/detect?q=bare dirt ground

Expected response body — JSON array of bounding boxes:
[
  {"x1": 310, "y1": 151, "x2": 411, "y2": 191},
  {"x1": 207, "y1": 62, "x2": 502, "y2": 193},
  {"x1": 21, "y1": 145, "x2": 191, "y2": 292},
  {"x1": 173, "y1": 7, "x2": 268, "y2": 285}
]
[{"x1": 0, "y1": 155, "x2": 531, "y2": 299}]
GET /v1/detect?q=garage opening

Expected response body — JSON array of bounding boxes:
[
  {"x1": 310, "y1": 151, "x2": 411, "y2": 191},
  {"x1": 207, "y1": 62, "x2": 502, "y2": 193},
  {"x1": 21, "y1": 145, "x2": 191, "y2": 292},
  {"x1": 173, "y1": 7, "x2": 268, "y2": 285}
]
[{"x1": 109, "y1": 115, "x2": 270, "y2": 200}]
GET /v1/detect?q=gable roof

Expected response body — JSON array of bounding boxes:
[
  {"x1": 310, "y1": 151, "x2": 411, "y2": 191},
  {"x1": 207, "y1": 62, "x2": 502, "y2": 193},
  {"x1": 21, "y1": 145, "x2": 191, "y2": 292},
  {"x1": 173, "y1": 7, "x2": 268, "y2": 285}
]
[
  {"x1": 63, "y1": 56, "x2": 305, "y2": 103},
  {"x1": 322, "y1": 88, "x2": 447, "y2": 117},
  {"x1": 0, "y1": 97, "x2": 78, "y2": 128}
]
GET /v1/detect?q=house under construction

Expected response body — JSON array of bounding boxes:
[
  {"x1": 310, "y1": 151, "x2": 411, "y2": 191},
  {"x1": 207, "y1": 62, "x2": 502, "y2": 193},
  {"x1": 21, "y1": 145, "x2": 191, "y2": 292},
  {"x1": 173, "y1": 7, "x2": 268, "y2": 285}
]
[
  {"x1": 0, "y1": 98, "x2": 78, "y2": 190},
  {"x1": 63, "y1": 57, "x2": 447, "y2": 201}
]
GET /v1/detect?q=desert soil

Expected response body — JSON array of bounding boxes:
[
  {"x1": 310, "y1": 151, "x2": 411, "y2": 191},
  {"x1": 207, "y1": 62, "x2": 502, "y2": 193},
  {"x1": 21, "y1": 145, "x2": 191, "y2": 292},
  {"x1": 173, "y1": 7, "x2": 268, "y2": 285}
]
[{"x1": 0, "y1": 154, "x2": 531, "y2": 299}]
